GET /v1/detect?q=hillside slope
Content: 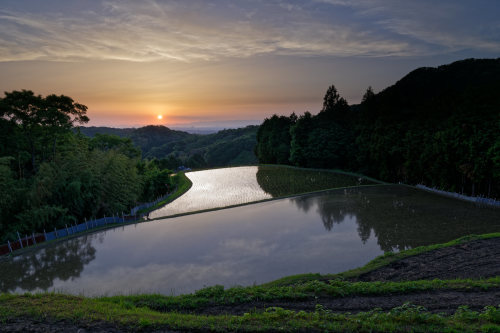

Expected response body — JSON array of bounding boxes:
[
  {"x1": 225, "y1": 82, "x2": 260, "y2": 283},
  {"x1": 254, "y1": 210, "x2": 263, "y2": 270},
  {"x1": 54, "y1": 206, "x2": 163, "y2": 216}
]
[
  {"x1": 256, "y1": 58, "x2": 500, "y2": 198},
  {"x1": 79, "y1": 125, "x2": 259, "y2": 167}
]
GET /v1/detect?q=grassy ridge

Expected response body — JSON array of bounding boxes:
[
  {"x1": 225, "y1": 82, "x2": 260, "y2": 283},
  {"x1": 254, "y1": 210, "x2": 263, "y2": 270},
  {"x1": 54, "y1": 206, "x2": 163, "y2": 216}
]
[
  {"x1": 1, "y1": 289, "x2": 499, "y2": 332},
  {"x1": 255, "y1": 164, "x2": 380, "y2": 198},
  {"x1": 259, "y1": 164, "x2": 387, "y2": 185},
  {"x1": 100, "y1": 278, "x2": 500, "y2": 313},
  {"x1": 137, "y1": 172, "x2": 192, "y2": 215}
]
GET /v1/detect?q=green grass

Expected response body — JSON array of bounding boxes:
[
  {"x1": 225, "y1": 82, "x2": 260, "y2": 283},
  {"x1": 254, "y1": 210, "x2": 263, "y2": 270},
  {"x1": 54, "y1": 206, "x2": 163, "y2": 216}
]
[
  {"x1": 261, "y1": 164, "x2": 388, "y2": 184},
  {"x1": 137, "y1": 172, "x2": 192, "y2": 215},
  {"x1": 256, "y1": 164, "x2": 383, "y2": 197},
  {"x1": 96, "y1": 277, "x2": 500, "y2": 314},
  {"x1": 0, "y1": 293, "x2": 498, "y2": 332}
]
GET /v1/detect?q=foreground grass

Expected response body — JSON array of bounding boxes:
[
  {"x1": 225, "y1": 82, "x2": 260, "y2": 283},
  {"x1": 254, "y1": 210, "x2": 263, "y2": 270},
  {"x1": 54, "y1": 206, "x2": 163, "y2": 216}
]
[
  {"x1": 99, "y1": 277, "x2": 500, "y2": 313},
  {"x1": 1, "y1": 290, "x2": 499, "y2": 332}
]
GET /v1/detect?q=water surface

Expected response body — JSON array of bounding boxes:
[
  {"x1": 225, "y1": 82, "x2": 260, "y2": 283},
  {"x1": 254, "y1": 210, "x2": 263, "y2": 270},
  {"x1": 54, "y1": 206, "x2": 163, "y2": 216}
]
[
  {"x1": 1, "y1": 185, "x2": 498, "y2": 296},
  {"x1": 151, "y1": 166, "x2": 373, "y2": 218},
  {"x1": 150, "y1": 166, "x2": 272, "y2": 218}
]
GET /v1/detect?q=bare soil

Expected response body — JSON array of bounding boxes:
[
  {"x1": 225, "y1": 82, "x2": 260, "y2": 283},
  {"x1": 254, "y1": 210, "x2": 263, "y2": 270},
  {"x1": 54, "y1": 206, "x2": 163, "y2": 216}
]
[
  {"x1": 196, "y1": 289, "x2": 500, "y2": 316},
  {"x1": 355, "y1": 238, "x2": 500, "y2": 282},
  {"x1": 0, "y1": 318, "x2": 180, "y2": 333}
]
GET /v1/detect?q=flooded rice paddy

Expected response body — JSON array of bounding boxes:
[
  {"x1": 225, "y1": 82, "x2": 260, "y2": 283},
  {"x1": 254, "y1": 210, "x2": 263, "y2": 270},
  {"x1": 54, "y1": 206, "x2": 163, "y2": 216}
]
[
  {"x1": 150, "y1": 166, "x2": 272, "y2": 218},
  {"x1": 1, "y1": 172, "x2": 498, "y2": 296},
  {"x1": 150, "y1": 166, "x2": 375, "y2": 218}
]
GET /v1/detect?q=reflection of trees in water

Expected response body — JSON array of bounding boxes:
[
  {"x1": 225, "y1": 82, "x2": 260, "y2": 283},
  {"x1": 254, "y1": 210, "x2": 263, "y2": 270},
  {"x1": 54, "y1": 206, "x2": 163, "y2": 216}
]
[
  {"x1": 291, "y1": 186, "x2": 500, "y2": 252},
  {"x1": 292, "y1": 191, "x2": 358, "y2": 232},
  {"x1": 0, "y1": 234, "x2": 97, "y2": 292}
]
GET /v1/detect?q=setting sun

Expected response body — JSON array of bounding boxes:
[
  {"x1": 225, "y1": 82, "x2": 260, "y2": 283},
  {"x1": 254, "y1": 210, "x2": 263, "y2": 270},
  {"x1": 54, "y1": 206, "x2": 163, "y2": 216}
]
[{"x1": 157, "y1": 115, "x2": 163, "y2": 120}]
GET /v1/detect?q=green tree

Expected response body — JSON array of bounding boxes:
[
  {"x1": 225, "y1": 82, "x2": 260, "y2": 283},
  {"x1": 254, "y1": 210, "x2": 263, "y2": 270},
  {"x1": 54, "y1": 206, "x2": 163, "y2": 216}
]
[
  {"x1": 361, "y1": 86, "x2": 375, "y2": 103},
  {"x1": 256, "y1": 114, "x2": 296, "y2": 164},
  {"x1": 0, "y1": 90, "x2": 88, "y2": 172},
  {"x1": 289, "y1": 112, "x2": 313, "y2": 166},
  {"x1": 322, "y1": 85, "x2": 341, "y2": 113},
  {"x1": 90, "y1": 134, "x2": 141, "y2": 159}
]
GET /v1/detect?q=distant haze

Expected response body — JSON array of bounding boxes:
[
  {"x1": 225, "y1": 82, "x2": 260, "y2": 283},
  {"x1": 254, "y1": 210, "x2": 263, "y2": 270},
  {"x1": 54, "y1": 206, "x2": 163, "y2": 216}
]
[
  {"x1": 171, "y1": 120, "x2": 261, "y2": 133},
  {"x1": 1, "y1": 0, "x2": 499, "y2": 127}
]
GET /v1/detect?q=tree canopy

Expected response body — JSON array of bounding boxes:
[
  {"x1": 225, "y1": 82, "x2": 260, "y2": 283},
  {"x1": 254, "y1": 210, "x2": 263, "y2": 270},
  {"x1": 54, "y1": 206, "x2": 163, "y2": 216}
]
[{"x1": 0, "y1": 90, "x2": 89, "y2": 172}]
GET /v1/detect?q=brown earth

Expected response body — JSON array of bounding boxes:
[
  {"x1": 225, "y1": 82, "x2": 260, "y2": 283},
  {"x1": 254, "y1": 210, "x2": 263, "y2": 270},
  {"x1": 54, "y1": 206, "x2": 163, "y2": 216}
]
[
  {"x1": 355, "y1": 238, "x2": 500, "y2": 282},
  {"x1": 196, "y1": 289, "x2": 500, "y2": 316},
  {"x1": 0, "y1": 318, "x2": 180, "y2": 333}
]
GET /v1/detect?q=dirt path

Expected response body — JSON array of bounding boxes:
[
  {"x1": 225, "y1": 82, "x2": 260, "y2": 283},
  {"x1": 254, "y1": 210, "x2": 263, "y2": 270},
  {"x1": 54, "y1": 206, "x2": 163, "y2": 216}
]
[
  {"x1": 355, "y1": 238, "x2": 500, "y2": 282},
  {"x1": 0, "y1": 319, "x2": 180, "y2": 333},
  {"x1": 197, "y1": 289, "x2": 500, "y2": 315}
]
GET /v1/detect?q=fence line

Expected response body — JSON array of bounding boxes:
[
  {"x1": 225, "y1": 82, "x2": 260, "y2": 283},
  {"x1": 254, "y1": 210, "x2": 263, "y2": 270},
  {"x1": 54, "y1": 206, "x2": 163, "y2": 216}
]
[
  {"x1": 0, "y1": 191, "x2": 173, "y2": 256},
  {"x1": 415, "y1": 184, "x2": 500, "y2": 208}
]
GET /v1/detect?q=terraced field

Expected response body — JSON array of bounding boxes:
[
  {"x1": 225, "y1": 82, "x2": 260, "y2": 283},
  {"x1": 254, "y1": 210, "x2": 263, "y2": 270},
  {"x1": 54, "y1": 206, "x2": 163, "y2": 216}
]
[{"x1": 150, "y1": 165, "x2": 376, "y2": 218}]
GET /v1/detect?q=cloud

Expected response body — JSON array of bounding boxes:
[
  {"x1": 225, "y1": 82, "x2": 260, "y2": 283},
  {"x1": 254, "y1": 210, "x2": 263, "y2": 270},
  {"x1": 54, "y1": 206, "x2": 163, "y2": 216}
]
[
  {"x1": 0, "y1": 0, "x2": 412, "y2": 62},
  {"x1": 316, "y1": 0, "x2": 500, "y2": 53},
  {"x1": 0, "y1": 0, "x2": 498, "y2": 63}
]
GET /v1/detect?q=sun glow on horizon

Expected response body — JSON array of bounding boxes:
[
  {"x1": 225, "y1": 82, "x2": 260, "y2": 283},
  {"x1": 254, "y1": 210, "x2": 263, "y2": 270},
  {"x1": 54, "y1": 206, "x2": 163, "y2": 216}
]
[{"x1": 157, "y1": 115, "x2": 163, "y2": 120}]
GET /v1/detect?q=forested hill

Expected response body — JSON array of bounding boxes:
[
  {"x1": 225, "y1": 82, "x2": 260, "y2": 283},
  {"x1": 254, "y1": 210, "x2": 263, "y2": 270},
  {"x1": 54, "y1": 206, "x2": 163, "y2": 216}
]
[
  {"x1": 79, "y1": 125, "x2": 259, "y2": 168},
  {"x1": 75, "y1": 126, "x2": 135, "y2": 138},
  {"x1": 363, "y1": 58, "x2": 500, "y2": 121},
  {"x1": 256, "y1": 58, "x2": 500, "y2": 198}
]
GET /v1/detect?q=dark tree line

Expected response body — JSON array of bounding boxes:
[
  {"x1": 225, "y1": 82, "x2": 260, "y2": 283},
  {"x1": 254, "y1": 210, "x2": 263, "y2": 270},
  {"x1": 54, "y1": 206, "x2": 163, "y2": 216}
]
[
  {"x1": 0, "y1": 90, "x2": 178, "y2": 242},
  {"x1": 255, "y1": 58, "x2": 500, "y2": 198}
]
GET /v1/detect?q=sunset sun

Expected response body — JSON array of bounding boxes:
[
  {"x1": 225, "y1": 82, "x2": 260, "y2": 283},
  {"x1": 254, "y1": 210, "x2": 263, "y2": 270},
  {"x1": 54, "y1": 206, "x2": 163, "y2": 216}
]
[{"x1": 157, "y1": 115, "x2": 163, "y2": 120}]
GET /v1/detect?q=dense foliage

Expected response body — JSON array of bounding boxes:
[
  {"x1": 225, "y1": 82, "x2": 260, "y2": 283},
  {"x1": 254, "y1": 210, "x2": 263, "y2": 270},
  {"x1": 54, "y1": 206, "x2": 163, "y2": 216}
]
[
  {"x1": 79, "y1": 125, "x2": 259, "y2": 168},
  {"x1": 256, "y1": 58, "x2": 500, "y2": 198},
  {"x1": 0, "y1": 91, "x2": 177, "y2": 242}
]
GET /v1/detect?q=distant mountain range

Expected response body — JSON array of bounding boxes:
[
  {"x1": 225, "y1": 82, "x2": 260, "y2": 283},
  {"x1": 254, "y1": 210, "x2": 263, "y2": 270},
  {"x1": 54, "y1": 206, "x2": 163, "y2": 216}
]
[{"x1": 77, "y1": 125, "x2": 259, "y2": 168}]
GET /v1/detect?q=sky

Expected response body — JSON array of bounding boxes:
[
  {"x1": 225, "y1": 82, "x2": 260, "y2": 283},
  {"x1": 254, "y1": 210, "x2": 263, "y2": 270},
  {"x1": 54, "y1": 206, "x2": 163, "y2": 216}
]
[{"x1": 0, "y1": 0, "x2": 499, "y2": 128}]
